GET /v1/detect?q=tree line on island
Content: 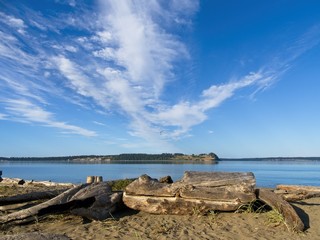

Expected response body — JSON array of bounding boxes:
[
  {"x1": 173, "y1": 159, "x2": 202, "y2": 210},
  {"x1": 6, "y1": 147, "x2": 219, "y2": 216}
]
[
  {"x1": 2, "y1": 154, "x2": 320, "y2": 162},
  {"x1": 0, "y1": 152, "x2": 220, "y2": 162}
]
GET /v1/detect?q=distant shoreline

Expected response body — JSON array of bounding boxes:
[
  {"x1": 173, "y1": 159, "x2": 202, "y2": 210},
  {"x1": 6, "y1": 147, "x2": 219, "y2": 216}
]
[
  {"x1": 1, "y1": 154, "x2": 320, "y2": 162},
  {"x1": 0, "y1": 153, "x2": 219, "y2": 163}
]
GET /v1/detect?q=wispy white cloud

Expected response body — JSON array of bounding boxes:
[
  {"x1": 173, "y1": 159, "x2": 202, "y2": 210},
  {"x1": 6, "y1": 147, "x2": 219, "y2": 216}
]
[
  {"x1": 52, "y1": 56, "x2": 97, "y2": 97},
  {"x1": 146, "y1": 71, "x2": 264, "y2": 137},
  {"x1": 93, "y1": 121, "x2": 106, "y2": 126},
  {"x1": 252, "y1": 24, "x2": 320, "y2": 95},
  {"x1": 68, "y1": 0, "x2": 76, "y2": 7},
  {"x1": 52, "y1": 44, "x2": 78, "y2": 53},
  {"x1": 54, "y1": 0, "x2": 76, "y2": 7},
  {"x1": 51, "y1": 55, "x2": 117, "y2": 112},
  {"x1": 170, "y1": 0, "x2": 199, "y2": 15},
  {"x1": 85, "y1": 0, "x2": 194, "y2": 144},
  {"x1": 0, "y1": 113, "x2": 8, "y2": 120},
  {"x1": 4, "y1": 99, "x2": 53, "y2": 122},
  {"x1": 3, "y1": 98, "x2": 96, "y2": 137},
  {"x1": 0, "y1": 31, "x2": 36, "y2": 67},
  {"x1": 0, "y1": 12, "x2": 27, "y2": 34},
  {"x1": 98, "y1": 1, "x2": 188, "y2": 97}
]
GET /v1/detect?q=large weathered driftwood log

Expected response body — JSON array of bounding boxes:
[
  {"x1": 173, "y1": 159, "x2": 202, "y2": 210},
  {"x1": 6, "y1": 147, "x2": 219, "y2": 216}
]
[
  {"x1": 257, "y1": 188, "x2": 304, "y2": 232},
  {"x1": 0, "y1": 182, "x2": 122, "y2": 225},
  {"x1": 275, "y1": 185, "x2": 320, "y2": 201},
  {"x1": 179, "y1": 171, "x2": 256, "y2": 202},
  {"x1": 123, "y1": 171, "x2": 256, "y2": 215}
]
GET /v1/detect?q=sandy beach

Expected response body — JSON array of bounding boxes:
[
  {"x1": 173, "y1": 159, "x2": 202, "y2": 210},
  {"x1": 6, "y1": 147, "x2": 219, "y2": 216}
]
[{"x1": 0, "y1": 183, "x2": 320, "y2": 240}]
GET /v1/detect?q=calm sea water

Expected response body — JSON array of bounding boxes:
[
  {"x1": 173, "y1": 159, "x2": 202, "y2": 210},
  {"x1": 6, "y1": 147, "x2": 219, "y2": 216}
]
[{"x1": 1, "y1": 159, "x2": 320, "y2": 187}]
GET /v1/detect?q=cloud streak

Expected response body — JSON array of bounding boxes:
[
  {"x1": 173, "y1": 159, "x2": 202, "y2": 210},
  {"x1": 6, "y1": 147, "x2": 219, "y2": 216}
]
[
  {"x1": 0, "y1": 12, "x2": 27, "y2": 34},
  {"x1": 2, "y1": 98, "x2": 96, "y2": 137}
]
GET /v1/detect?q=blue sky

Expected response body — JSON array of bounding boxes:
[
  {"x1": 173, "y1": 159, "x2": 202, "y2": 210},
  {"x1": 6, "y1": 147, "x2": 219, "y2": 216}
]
[{"x1": 1, "y1": 0, "x2": 320, "y2": 158}]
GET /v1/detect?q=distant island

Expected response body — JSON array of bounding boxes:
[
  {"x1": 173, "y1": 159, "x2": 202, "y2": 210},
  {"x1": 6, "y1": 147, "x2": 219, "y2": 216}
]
[
  {"x1": 0, "y1": 152, "x2": 219, "y2": 163},
  {"x1": 2, "y1": 154, "x2": 319, "y2": 163}
]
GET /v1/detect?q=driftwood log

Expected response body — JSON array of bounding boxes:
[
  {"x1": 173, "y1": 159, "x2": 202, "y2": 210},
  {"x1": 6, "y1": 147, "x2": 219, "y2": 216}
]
[
  {"x1": 123, "y1": 171, "x2": 257, "y2": 215},
  {"x1": 124, "y1": 171, "x2": 305, "y2": 232},
  {"x1": 0, "y1": 171, "x2": 308, "y2": 232},
  {"x1": 0, "y1": 189, "x2": 68, "y2": 205},
  {"x1": 275, "y1": 185, "x2": 320, "y2": 201},
  {"x1": 256, "y1": 189, "x2": 304, "y2": 232},
  {"x1": 0, "y1": 178, "x2": 74, "y2": 187},
  {"x1": 0, "y1": 182, "x2": 122, "y2": 225}
]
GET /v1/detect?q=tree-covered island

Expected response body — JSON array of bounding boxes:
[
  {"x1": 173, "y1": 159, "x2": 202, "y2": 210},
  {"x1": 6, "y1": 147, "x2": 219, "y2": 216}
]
[{"x1": 0, "y1": 153, "x2": 219, "y2": 163}]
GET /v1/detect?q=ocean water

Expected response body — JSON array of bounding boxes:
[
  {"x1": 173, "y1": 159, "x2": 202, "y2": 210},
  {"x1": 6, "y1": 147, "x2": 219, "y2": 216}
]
[{"x1": 1, "y1": 159, "x2": 319, "y2": 187}]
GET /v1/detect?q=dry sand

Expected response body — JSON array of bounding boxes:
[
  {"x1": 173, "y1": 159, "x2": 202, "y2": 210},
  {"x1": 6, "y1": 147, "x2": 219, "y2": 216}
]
[{"x1": 0, "y1": 184, "x2": 320, "y2": 240}]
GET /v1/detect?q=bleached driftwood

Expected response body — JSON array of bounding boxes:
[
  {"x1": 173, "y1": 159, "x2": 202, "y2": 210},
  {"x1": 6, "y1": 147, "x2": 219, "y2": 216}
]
[
  {"x1": 257, "y1": 188, "x2": 304, "y2": 232},
  {"x1": 0, "y1": 178, "x2": 75, "y2": 187},
  {"x1": 27, "y1": 180, "x2": 75, "y2": 187},
  {"x1": 0, "y1": 178, "x2": 25, "y2": 185},
  {"x1": 275, "y1": 185, "x2": 320, "y2": 201},
  {"x1": 123, "y1": 171, "x2": 257, "y2": 215},
  {"x1": 0, "y1": 182, "x2": 122, "y2": 225},
  {"x1": 0, "y1": 189, "x2": 68, "y2": 205}
]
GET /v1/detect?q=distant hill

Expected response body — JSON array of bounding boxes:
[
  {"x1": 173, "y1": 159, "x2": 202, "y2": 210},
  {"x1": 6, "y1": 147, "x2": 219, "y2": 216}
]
[
  {"x1": 0, "y1": 152, "x2": 219, "y2": 162},
  {"x1": 2, "y1": 155, "x2": 320, "y2": 162}
]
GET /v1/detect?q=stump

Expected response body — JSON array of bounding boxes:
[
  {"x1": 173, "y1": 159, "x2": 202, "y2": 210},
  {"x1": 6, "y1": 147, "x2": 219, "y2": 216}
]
[
  {"x1": 86, "y1": 176, "x2": 95, "y2": 184},
  {"x1": 86, "y1": 176, "x2": 103, "y2": 184},
  {"x1": 95, "y1": 176, "x2": 103, "y2": 183}
]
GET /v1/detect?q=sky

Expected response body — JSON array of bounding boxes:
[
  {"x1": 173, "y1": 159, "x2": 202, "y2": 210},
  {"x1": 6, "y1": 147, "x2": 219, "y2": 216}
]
[{"x1": 1, "y1": 0, "x2": 320, "y2": 158}]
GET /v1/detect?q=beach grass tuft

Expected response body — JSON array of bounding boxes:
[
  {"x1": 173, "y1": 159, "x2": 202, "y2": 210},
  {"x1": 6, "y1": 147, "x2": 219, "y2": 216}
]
[
  {"x1": 266, "y1": 208, "x2": 285, "y2": 226},
  {"x1": 107, "y1": 178, "x2": 135, "y2": 191},
  {"x1": 235, "y1": 200, "x2": 270, "y2": 214},
  {"x1": 191, "y1": 206, "x2": 202, "y2": 216}
]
